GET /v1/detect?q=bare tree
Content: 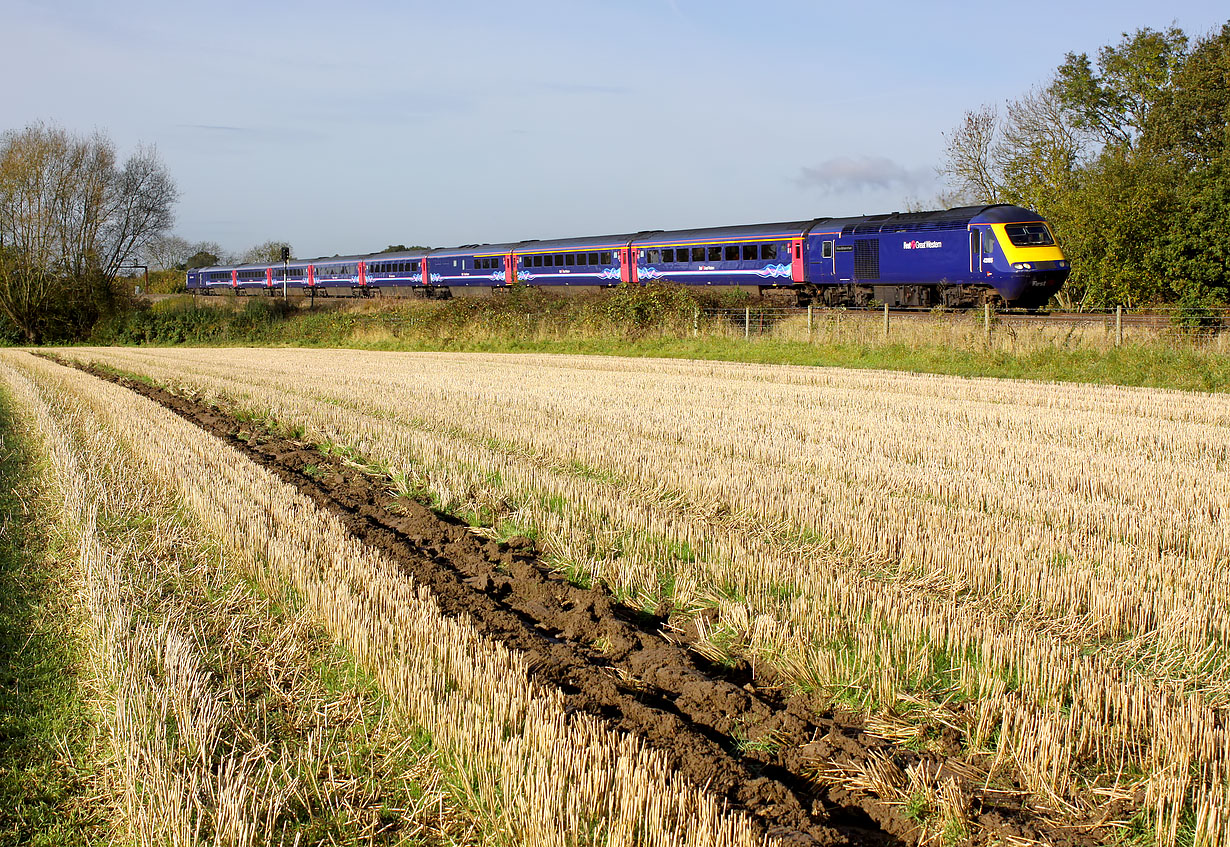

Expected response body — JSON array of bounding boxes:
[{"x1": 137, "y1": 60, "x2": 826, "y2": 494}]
[
  {"x1": 994, "y1": 88, "x2": 1082, "y2": 211},
  {"x1": 238, "y1": 240, "x2": 293, "y2": 264},
  {"x1": 142, "y1": 234, "x2": 193, "y2": 270},
  {"x1": 0, "y1": 123, "x2": 176, "y2": 341},
  {"x1": 941, "y1": 88, "x2": 1082, "y2": 211},
  {"x1": 940, "y1": 106, "x2": 1004, "y2": 203}
]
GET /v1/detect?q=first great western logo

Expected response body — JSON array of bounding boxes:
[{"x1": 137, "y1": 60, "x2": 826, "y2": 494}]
[{"x1": 903, "y1": 240, "x2": 943, "y2": 250}]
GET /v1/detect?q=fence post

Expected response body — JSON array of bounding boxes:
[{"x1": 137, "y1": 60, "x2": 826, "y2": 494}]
[
  {"x1": 693, "y1": 308, "x2": 699, "y2": 338},
  {"x1": 745, "y1": 307, "x2": 750, "y2": 339},
  {"x1": 807, "y1": 304, "x2": 813, "y2": 339},
  {"x1": 1115, "y1": 305, "x2": 1123, "y2": 348},
  {"x1": 984, "y1": 303, "x2": 992, "y2": 347},
  {"x1": 883, "y1": 303, "x2": 890, "y2": 339}
]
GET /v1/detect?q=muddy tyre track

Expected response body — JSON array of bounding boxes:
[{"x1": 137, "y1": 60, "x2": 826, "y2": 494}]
[{"x1": 68, "y1": 359, "x2": 1078, "y2": 847}]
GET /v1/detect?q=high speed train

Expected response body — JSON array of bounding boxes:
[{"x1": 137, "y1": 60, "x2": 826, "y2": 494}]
[{"x1": 187, "y1": 204, "x2": 1068, "y2": 308}]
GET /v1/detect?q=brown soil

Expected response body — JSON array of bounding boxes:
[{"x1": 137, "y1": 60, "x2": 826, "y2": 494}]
[{"x1": 66, "y1": 357, "x2": 1122, "y2": 846}]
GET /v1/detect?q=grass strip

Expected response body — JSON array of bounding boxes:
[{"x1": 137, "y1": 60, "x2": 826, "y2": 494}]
[{"x1": 0, "y1": 385, "x2": 106, "y2": 846}]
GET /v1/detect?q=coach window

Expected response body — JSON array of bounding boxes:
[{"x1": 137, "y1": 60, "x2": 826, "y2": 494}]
[
  {"x1": 822, "y1": 241, "x2": 834, "y2": 259},
  {"x1": 742, "y1": 244, "x2": 758, "y2": 261},
  {"x1": 722, "y1": 245, "x2": 737, "y2": 261},
  {"x1": 761, "y1": 243, "x2": 777, "y2": 261},
  {"x1": 600, "y1": 251, "x2": 611, "y2": 264},
  {"x1": 690, "y1": 247, "x2": 704, "y2": 262},
  {"x1": 662, "y1": 249, "x2": 674, "y2": 263},
  {"x1": 563, "y1": 254, "x2": 574, "y2": 266},
  {"x1": 646, "y1": 249, "x2": 660, "y2": 264}
]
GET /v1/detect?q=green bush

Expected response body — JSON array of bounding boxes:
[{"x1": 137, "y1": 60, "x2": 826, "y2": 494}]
[{"x1": 1172, "y1": 287, "x2": 1225, "y2": 334}]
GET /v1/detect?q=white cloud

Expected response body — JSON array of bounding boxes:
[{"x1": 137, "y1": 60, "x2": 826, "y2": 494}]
[{"x1": 797, "y1": 156, "x2": 935, "y2": 194}]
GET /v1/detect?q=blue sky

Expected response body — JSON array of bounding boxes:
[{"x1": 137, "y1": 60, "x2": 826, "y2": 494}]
[{"x1": 3, "y1": 0, "x2": 1226, "y2": 258}]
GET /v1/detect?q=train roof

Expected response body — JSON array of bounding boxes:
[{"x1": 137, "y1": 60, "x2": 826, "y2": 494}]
[
  {"x1": 512, "y1": 232, "x2": 643, "y2": 252},
  {"x1": 428, "y1": 242, "x2": 523, "y2": 258},
  {"x1": 810, "y1": 205, "x2": 1033, "y2": 236},
  {"x1": 633, "y1": 221, "x2": 812, "y2": 246}
]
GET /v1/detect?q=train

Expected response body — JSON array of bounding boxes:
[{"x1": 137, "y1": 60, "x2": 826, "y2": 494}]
[{"x1": 186, "y1": 204, "x2": 1069, "y2": 308}]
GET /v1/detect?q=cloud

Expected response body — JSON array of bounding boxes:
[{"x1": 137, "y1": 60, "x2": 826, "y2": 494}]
[{"x1": 797, "y1": 156, "x2": 935, "y2": 194}]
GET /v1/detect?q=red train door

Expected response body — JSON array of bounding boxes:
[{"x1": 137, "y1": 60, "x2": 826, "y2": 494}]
[
  {"x1": 358, "y1": 260, "x2": 367, "y2": 289},
  {"x1": 265, "y1": 267, "x2": 273, "y2": 289},
  {"x1": 230, "y1": 269, "x2": 237, "y2": 289},
  {"x1": 791, "y1": 237, "x2": 805, "y2": 283},
  {"x1": 506, "y1": 251, "x2": 517, "y2": 285},
  {"x1": 620, "y1": 245, "x2": 635, "y2": 284}
]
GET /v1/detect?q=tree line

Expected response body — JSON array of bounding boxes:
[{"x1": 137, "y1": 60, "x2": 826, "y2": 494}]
[{"x1": 940, "y1": 21, "x2": 1230, "y2": 309}]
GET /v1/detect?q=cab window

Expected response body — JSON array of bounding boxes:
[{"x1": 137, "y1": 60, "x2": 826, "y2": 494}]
[{"x1": 1003, "y1": 223, "x2": 1055, "y2": 246}]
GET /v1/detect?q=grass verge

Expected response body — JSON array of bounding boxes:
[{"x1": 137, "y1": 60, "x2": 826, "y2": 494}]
[{"x1": 0, "y1": 385, "x2": 106, "y2": 845}]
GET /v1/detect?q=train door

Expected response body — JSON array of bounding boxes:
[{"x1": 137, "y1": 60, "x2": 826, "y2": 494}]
[
  {"x1": 970, "y1": 227, "x2": 994, "y2": 279},
  {"x1": 833, "y1": 243, "x2": 853, "y2": 283},
  {"x1": 505, "y1": 251, "x2": 516, "y2": 285},
  {"x1": 790, "y1": 237, "x2": 805, "y2": 283},
  {"x1": 620, "y1": 246, "x2": 635, "y2": 284},
  {"x1": 807, "y1": 238, "x2": 836, "y2": 281}
]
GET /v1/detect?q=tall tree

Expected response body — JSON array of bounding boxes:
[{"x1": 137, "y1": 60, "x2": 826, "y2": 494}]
[
  {"x1": 1051, "y1": 26, "x2": 1188, "y2": 148},
  {"x1": 0, "y1": 124, "x2": 177, "y2": 342}
]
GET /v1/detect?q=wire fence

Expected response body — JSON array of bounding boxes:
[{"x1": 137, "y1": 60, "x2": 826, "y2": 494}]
[{"x1": 696, "y1": 305, "x2": 1229, "y2": 350}]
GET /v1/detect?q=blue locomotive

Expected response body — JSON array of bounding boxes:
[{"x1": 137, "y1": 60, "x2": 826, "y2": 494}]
[{"x1": 186, "y1": 204, "x2": 1068, "y2": 308}]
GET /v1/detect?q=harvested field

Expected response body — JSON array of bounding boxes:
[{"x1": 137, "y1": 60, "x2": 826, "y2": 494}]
[{"x1": 8, "y1": 346, "x2": 1230, "y2": 845}]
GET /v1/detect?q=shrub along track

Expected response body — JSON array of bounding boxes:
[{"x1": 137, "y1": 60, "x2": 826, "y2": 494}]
[{"x1": 70, "y1": 358, "x2": 1096, "y2": 847}]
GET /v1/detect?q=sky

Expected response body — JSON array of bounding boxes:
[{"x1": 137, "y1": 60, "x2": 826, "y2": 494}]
[{"x1": 3, "y1": 0, "x2": 1227, "y2": 260}]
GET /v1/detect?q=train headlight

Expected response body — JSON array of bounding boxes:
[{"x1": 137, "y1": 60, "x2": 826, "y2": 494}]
[
  {"x1": 1012, "y1": 263, "x2": 1024, "y2": 270},
  {"x1": 1023, "y1": 263, "x2": 1032, "y2": 270}
]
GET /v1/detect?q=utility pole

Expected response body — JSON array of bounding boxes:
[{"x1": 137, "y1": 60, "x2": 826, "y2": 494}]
[{"x1": 281, "y1": 246, "x2": 290, "y2": 300}]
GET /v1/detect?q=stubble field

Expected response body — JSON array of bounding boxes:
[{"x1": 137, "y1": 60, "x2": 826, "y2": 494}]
[{"x1": 2, "y1": 346, "x2": 1227, "y2": 846}]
